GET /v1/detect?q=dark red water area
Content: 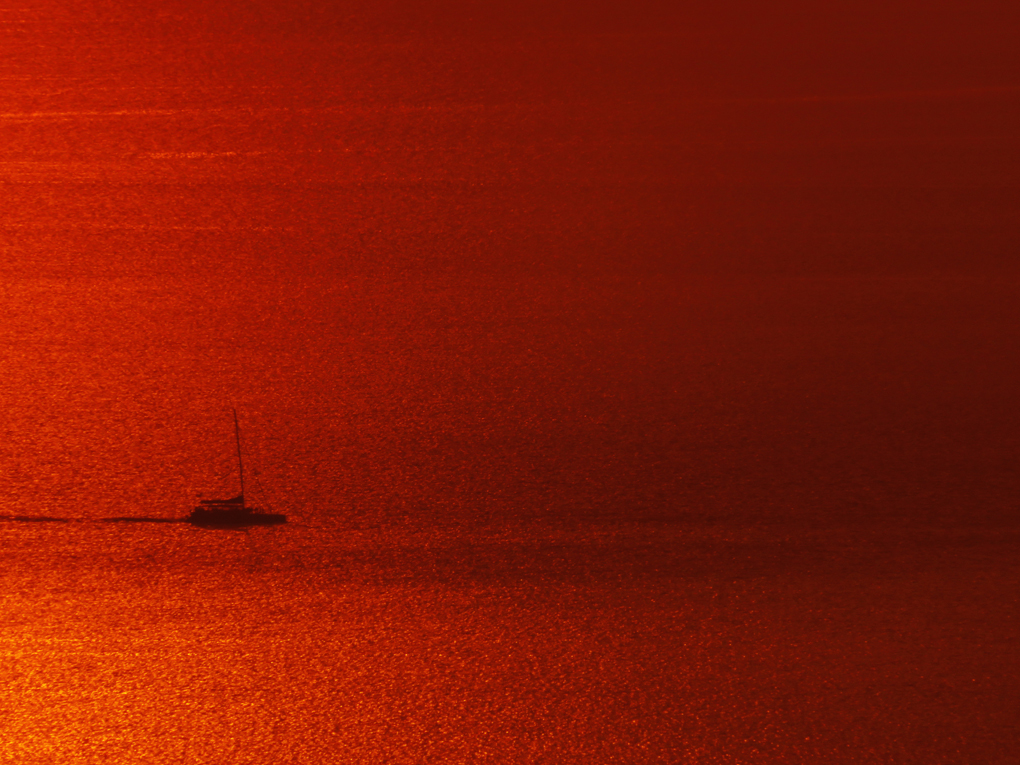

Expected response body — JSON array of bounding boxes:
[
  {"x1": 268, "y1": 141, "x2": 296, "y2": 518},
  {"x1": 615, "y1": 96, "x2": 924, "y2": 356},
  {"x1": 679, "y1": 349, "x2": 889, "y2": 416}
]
[{"x1": 1, "y1": 1, "x2": 1019, "y2": 762}]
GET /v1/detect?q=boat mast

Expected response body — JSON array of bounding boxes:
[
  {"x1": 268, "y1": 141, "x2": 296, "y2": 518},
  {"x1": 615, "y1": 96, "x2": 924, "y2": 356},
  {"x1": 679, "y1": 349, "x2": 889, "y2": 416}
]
[{"x1": 233, "y1": 408, "x2": 245, "y2": 505}]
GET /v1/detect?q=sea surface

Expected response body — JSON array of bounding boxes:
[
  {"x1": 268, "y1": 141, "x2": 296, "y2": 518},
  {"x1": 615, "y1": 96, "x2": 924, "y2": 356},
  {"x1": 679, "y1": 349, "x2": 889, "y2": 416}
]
[{"x1": 1, "y1": 2, "x2": 1019, "y2": 763}]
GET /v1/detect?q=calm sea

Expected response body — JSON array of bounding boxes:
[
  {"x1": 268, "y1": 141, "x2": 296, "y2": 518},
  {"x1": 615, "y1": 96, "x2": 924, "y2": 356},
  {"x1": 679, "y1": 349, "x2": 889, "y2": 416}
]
[{"x1": 1, "y1": 2, "x2": 1018, "y2": 762}]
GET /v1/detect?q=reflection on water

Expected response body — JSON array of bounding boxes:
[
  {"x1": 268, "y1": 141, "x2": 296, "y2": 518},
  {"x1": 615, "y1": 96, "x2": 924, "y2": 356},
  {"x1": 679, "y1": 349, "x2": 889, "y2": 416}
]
[{"x1": 1, "y1": 521, "x2": 1017, "y2": 763}]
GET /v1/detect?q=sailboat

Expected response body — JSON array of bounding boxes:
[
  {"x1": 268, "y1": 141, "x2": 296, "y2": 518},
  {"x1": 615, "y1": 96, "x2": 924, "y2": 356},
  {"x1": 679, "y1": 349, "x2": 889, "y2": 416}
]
[{"x1": 187, "y1": 410, "x2": 287, "y2": 527}]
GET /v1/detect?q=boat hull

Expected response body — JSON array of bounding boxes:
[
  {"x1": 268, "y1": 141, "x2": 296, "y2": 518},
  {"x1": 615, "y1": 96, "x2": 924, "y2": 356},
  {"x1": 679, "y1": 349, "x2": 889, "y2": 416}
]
[{"x1": 187, "y1": 508, "x2": 287, "y2": 528}]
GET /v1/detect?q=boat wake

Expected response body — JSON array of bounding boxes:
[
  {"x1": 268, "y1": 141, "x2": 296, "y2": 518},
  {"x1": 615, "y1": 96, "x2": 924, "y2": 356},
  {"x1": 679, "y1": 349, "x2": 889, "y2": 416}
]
[{"x1": 0, "y1": 515, "x2": 183, "y2": 524}]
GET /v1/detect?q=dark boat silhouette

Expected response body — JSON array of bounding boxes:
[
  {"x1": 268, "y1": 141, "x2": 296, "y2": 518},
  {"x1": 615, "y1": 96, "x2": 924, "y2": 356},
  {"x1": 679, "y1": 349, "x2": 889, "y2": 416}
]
[{"x1": 187, "y1": 410, "x2": 286, "y2": 528}]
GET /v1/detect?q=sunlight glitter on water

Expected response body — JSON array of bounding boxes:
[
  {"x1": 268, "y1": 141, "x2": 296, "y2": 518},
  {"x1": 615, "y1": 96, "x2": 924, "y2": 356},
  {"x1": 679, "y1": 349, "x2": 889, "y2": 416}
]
[{"x1": 1, "y1": 520, "x2": 1017, "y2": 763}]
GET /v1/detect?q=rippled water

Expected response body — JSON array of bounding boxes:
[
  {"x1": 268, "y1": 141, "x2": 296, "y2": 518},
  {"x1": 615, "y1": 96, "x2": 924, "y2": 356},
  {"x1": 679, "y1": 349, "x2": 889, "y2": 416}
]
[
  {"x1": 1, "y1": 2, "x2": 1019, "y2": 763},
  {"x1": 3, "y1": 518, "x2": 1018, "y2": 762}
]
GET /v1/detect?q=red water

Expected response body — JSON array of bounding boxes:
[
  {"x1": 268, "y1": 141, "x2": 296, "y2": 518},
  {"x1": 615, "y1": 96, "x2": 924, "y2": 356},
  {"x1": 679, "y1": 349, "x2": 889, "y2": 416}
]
[{"x1": 1, "y1": 1, "x2": 1019, "y2": 762}]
